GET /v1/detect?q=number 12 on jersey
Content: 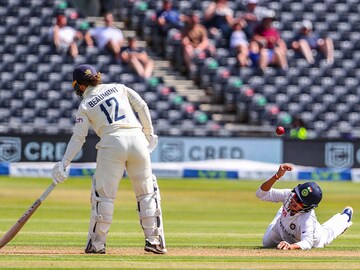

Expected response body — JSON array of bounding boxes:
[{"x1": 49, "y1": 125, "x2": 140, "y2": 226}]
[{"x1": 100, "y1": 97, "x2": 125, "y2": 124}]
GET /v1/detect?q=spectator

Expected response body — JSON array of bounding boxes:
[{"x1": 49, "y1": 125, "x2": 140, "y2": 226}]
[
  {"x1": 290, "y1": 116, "x2": 308, "y2": 140},
  {"x1": 85, "y1": 12, "x2": 124, "y2": 60},
  {"x1": 291, "y1": 20, "x2": 334, "y2": 65},
  {"x1": 181, "y1": 11, "x2": 216, "y2": 75},
  {"x1": 120, "y1": 37, "x2": 155, "y2": 80},
  {"x1": 204, "y1": 0, "x2": 234, "y2": 40},
  {"x1": 240, "y1": 0, "x2": 267, "y2": 39},
  {"x1": 249, "y1": 9, "x2": 288, "y2": 72},
  {"x1": 50, "y1": 14, "x2": 83, "y2": 59},
  {"x1": 229, "y1": 19, "x2": 250, "y2": 67},
  {"x1": 156, "y1": 0, "x2": 185, "y2": 36}
]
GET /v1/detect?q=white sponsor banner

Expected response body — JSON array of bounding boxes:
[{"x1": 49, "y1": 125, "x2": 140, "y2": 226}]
[
  {"x1": 10, "y1": 162, "x2": 54, "y2": 177},
  {"x1": 234, "y1": 159, "x2": 297, "y2": 181},
  {"x1": 8, "y1": 162, "x2": 183, "y2": 179},
  {"x1": 5, "y1": 160, "x2": 316, "y2": 182},
  {"x1": 8, "y1": 160, "x2": 286, "y2": 180},
  {"x1": 351, "y1": 168, "x2": 360, "y2": 182},
  {"x1": 151, "y1": 137, "x2": 282, "y2": 163}
]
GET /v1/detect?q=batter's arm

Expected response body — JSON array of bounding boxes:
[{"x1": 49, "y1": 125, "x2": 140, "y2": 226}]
[
  {"x1": 125, "y1": 86, "x2": 154, "y2": 135},
  {"x1": 137, "y1": 107, "x2": 154, "y2": 135},
  {"x1": 62, "y1": 109, "x2": 90, "y2": 167}
]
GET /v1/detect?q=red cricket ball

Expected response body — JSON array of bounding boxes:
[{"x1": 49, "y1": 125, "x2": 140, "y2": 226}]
[{"x1": 276, "y1": 126, "x2": 285, "y2": 136}]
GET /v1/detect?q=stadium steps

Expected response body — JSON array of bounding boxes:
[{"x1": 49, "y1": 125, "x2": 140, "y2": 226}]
[
  {"x1": 149, "y1": 53, "x2": 211, "y2": 102},
  {"x1": 148, "y1": 52, "x2": 245, "y2": 126},
  {"x1": 92, "y1": 16, "x2": 249, "y2": 134}
]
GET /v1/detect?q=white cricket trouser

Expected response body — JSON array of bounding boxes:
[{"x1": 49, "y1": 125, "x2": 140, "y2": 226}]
[
  {"x1": 94, "y1": 128, "x2": 153, "y2": 199},
  {"x1": 86, "y1": 128, "x2": 155, "y2": 250},
  {"x1": 262, "y1": 208, "x2": 352, "y2": 249},
  {"x1": 316, "y1": 213, "x2": 352, "y2": 248}
]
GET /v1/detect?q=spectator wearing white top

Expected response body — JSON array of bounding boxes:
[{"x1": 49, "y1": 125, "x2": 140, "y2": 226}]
[
  {"x1": 85, "y1": 12, "x2": 124, "y2": 60},
  {"x1": 50, "y1": 14, "x2": 83, "y2": 59},
  {"x1": 229, "y1": 19, "x2": 250, "y2": 67}
]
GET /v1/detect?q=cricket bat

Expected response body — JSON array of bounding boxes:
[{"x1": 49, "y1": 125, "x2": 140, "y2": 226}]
[{"x1": 0, "y1": 183, "x2": 56, "y2": 249}]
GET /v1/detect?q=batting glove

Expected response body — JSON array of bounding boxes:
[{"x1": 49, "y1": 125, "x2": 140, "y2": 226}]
[
  {"x1": 52, "y1": 161, "x2": 68, "y2": 185},
  {"x1": 145, "y1": 134, "x2": 158, "y2": 153}
]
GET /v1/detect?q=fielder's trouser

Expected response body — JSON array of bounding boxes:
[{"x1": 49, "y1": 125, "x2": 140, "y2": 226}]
[
  {"x1": 261, "y1": 207, "x2": 352, "y2": 249},
  {"x1": 86, "y1": 130, "x2": 165, "y2": 251},
  {"x1": 316, "y1": 213, "x2": 353, "y2": 248}
]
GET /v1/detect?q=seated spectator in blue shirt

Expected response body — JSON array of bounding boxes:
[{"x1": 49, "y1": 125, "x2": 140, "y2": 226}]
[
  {"x1": 156, "y1": 0, "x2": 185, "y2": 36},
  {"x1": 203, "y1": 0, "x2": 234, "y2": 40},
  {"x1": 291, "y1": 20, "x2": 334, "y2": 64}
]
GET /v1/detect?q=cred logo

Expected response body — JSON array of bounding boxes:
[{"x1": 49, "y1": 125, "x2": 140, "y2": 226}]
[
  {"x1": 0, "y1": 137, "x2": 21, "y2": 162},
  {"x1": 160, "y1": 141, "x2": 184, "y2": 162},
  {"x1": 325, "y1": 143, "x2": 353, "y2": 168}
]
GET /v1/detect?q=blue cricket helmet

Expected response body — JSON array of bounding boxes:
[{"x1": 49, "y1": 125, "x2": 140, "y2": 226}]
[
  {"x1": 293, "y1": 182, "x2": 323, "y2": 212},
  {"x1": 73, "y1": 64, "x2": 97, "y2": 83}
]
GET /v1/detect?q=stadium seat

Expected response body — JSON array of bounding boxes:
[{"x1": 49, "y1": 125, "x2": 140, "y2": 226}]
[
  {"x1": 154, "y1": 119, "x2": 171, "y2": 136},
  {"x1": 211, "y1": 66, "x2": 231, "y2": 103},
  {"x1": 0, "y1": 108, "x2": 11, "y2": 124},
  {"x1": 1, "y1": 0, "x2": 360, "y2": 138}
]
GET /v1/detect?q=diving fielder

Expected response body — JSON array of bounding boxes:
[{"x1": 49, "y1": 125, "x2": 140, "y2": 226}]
[
  {"x1": 256, "y1": 163, "x2": 353, "y2": 250},
  {"x1": 51, "y1": 64, "x2": 167, "y2": 254}
]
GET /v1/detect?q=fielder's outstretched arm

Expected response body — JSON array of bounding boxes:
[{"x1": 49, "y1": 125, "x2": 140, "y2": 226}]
[{"x1": 260, "y1": 164, "x2": 294, "y2": 191}]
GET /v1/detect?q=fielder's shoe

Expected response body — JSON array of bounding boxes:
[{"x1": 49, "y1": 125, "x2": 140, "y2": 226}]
[
  {"x1": 85, "y1": 241, "x2": 106, "y2": 254},
  {"x1": 342, "y1": 206, "x2": 353, "y2": 222},
  {"x1": 144, "y1": 241, "x2": 168, "y2": 254}
]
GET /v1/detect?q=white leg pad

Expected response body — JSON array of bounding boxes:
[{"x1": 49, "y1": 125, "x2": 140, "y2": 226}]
[
  {"x1": 86, "y1": 179, "x2": 114, "y2": 252},
  {"x1": 137, "y1": 174, "x2": 166, "y2": 248}
]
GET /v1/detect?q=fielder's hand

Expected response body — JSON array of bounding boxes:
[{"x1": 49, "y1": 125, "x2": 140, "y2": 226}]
[
  {"x1": 275, "y1": 163, "x2": 294, "y2": 179},
  {"x1": 277, "y1": 241, "x2": 292, "y2": 250},
  {"x1": 52, "y1": 161, "x2": 68, "y2": 185},
  {"x1": 146, "y1": 134, "x2": 158, "y2": 153}
]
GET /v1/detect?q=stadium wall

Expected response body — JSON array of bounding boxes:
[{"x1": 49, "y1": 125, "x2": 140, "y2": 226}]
[
  {"x1": 0, "y1": 135, "x2": 282, "y2": 163},
  {"x1": 0, "y1": 135, "x2": 358, "y2": 182}
]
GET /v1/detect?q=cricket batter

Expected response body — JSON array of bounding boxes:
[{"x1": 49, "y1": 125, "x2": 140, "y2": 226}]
[
  {"x1": 51, "y1": 64, "x2": 167, "y2": 254},
  {"x1": 256, "y1": 163, "x2": 353, "y2": 250}
]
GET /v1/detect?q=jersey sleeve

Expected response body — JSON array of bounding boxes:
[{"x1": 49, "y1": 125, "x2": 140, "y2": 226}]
[
  {"x1": 256, "y1": 188, "x2": 291, "y2": 203},
  {"x1": 295, "y1": 213, "x2": 317, "y2": 250},
  {"x1": 124, "y1": 85, "x2": 154, "y2": 135},
  {"x1": 61, "y1": 106, "x2": 90, "y2": 167}
]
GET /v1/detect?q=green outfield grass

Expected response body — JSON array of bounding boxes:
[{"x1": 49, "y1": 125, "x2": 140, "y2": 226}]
[{"x1": 0, "y1": 176, "x2": 359, "y2": 269}]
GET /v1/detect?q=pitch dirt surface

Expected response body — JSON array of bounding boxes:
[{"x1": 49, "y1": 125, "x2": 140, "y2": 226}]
[
  {"x1": 1, "y1": 246, "x2": 360, "y2": 270},
  {"x1": 1, "y1": 246, "x2": 360, "y2": 257}
]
